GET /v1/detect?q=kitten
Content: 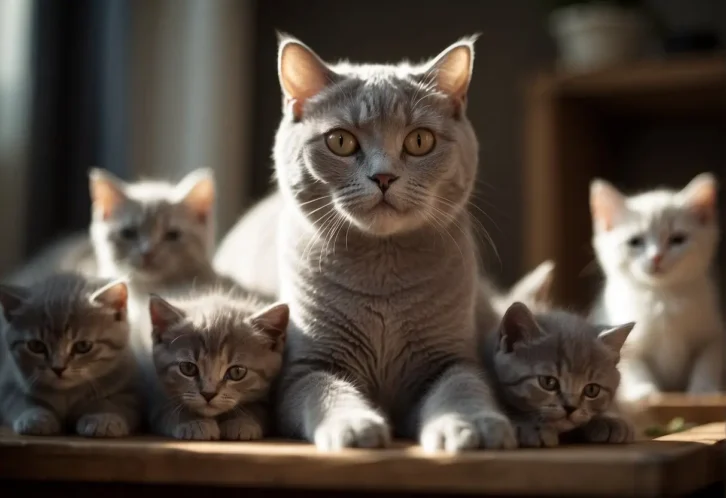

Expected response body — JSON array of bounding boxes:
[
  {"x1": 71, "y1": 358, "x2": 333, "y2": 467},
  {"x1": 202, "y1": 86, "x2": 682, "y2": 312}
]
[
  {"x1": 589, "y1": 174, "x2": 725, "y2": 401},
  {"x1": 482, "y1": 302, "x2": 635, "y2": 447},
  {"x1": 142, "y1": 289, "x2": 288, "y2": 440},
  {"x1": 222, "y1": 34, "x2": 516, "y2": 453},
  {"x1": 0, "y1": 273, "x2": 139, "y2": 437}
]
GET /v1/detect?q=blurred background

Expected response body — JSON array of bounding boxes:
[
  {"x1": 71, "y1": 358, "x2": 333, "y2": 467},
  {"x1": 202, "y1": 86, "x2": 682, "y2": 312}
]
[{"x1": 0, "y1": 0, "x2": 724, "y2": 308}]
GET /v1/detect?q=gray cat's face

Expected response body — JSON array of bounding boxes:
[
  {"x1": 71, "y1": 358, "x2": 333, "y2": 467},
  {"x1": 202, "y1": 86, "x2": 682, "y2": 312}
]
[
  {"x1": 150, "y1": 296, "x2": 288, "y2": 418},
  {"x1": 274, "y1": 37, "x2": 478, "y2": 237},
  {"x1": 494, "y1": 303, "x2": 633, "y2": 432},
  {"x1": 89, "y1": 169, "x2": 215, "y2": 284},
  {"x1": 0, "y1": 275, "x2": 129, "y2": 391}
]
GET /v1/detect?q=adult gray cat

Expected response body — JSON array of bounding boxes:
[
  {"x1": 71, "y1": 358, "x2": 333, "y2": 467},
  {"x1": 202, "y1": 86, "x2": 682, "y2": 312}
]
[
  {"x1": 0, "y1": 273, "x2": 139, "y2": 437},
  {"x1": 230, "y1": 34, "x2": 516, "y2": 452},
  {"x1": 142, "y1": 289, "x2": 288, "y2": 440},
  {"x1": 481, "y1": 301, "x2": 635, "y2": 447}
]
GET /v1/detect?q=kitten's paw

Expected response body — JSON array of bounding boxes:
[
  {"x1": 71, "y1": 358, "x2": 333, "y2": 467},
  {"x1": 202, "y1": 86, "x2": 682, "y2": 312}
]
[
  {"x1": 76, "y1": 413, "x2": 130, "y2": 438},
  {"x1": 313, "y1": 411, "x2": 390, "y2": 451},
  {"x1": 581, "y1": 415, "x2": 635, "y2": 444},
  {"x1": 171, "y1": 418, "x2": 220, "y2": 441},
  {"x1": 420, "y1": 412, "x2": 517, "y2": 453},
  {"x1": 219, "y1": 414, "x2": 264, "y2": 441},
  {"x1": 514, "y1": 420, "x2": 559, "y2": 448},
  {"x1": 13, "y1": 407, "x2": 61, "y2": 436}
]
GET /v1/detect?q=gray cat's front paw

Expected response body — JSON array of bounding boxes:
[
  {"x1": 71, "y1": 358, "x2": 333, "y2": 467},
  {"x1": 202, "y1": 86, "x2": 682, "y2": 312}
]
[
  {"x1": 219, "y1": 414, "x2": 264, "y2": 441},
  {"x1": 76, "y1": 413, "x2": 130, "y2": 438},
  {"x1": 13, "y1": 407, "x2": 62, "y2": 436},
  {"x1": 581, "y1": 415, "x2": 634, "y2": 444},
  {"x1": 420, "y1": 412, "x2": 517, "y2": 453},
  {"x1": 171, "y1": 418, "x2": 220, "y2": 440},
  {"x1": 514, "y1": 420, "x2": 559, "y2": 448},
  {"x1": 313, "y1": 411, "x2": 391, "y2": 451}
]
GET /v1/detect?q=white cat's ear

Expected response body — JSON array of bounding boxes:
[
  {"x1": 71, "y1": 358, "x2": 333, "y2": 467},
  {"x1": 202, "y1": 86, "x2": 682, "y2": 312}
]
[
  {"x1": 89, "y1": 168, "x2": 127, "y2": 221},
  {"x1": 590, "y1": 179, "x2": 627, "y2": 232},
  {"x1": 0, "y1": 284, "x2": 29, "y2": 322},
  {"x1": 421, "y1": 35, "x2": 478, "y2": 108},
  {"x1": 175, "y1": 168, "x2": 215, "y2": 224},
  {"x1": 680, "y1": 173, "x2": 718, "y2": 224},
  {"x1": 499, "y1": 301, "x2": 542, "y2": 353},
  {"x1": 597, "y1": 322, "x2": 635, "y2": 356},
  {"x1": 149, "y1": 294, "x2": 186, "y2": 343},
  {"x1": 249, "y1": 302, "x2": 289, "y2": 352},
  {"x1": 90, "y1": 280, "x2": 128, "y2": 320},
  {"x1": 507, "y1": 260, "x2": 556, "y2": 308},
  {"x1": 278, "y1": 34, "x2": 338, "y2": 120}
]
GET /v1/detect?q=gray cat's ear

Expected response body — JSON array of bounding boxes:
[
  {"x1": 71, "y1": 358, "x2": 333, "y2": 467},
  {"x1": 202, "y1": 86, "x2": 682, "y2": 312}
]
[
  {"x1": 278, "y1": 35, "x2": 338, "y2": 120},
  {"x1": 0, "y1": 284, "x2": 29, "y2": 322},
  {"x1": 507, "y1": 260, "x2": 556, "y2": 308},
  {"x1": 249, "y1": 302, "x2": 289, "y2": 351},
  {"x1": 175, "y1": 168, "x2": 216, "y2": 224},
  {"x1": 680, "y1": 172, "x2": 718, "y2": 224},
  {"x1": 598, "y1": 322, "x2": 635, "y2": 356},
  {"x1": 90, "y1": 280, "x2": 128, "y2": 321},
  {"x1": 149, "y1": 294, "x2": 186, "y2": 343},
  {"x1": 421, "y1": 35, "x2": 478, "y2": 106},
  {"x1": 590, "y1": 178, "x2": 626, "y2": 232},
  {"x1": 89, "y1": 168, "x2": 128, "y2": 221},
  {"x1": 499, "y1": 301, "x2": 541, "y2": 353}
]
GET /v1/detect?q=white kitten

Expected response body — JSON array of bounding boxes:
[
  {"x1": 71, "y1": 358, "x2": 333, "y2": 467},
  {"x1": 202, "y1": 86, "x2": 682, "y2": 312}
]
[{"x1": 589, "y1": 173, "x2": 724, "y2": 401}]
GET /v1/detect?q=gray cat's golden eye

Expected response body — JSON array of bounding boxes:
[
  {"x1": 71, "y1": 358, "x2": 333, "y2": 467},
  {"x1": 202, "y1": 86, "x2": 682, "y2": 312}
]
[
  {"x1": 537, "y1": 375, "x2": 559, "y2": 391},
  {"x1": 225, "y1": 365, "x2": 247, "y2": 381},
  {"x1": 26, "y1": 340, "x2": 47, "y2": 355},
  {"x1": 72, "y1": 341, "x2": 93, "y2": 354},
  {"x1": 179, "y1": 361, "x2": 198, "y2": 377},
  {"x1": 325, "y1": 129, "x2": 358, "y2": 156},
  {"x1": 583, "y1": 383, "x2": 601, "y2": 398},
  {"x1": 403, "y1": 128, "x2": 435, "y2": 156}
]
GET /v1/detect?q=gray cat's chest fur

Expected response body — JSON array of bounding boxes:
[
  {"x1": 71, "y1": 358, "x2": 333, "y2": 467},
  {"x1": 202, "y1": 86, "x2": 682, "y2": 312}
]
[{"x1": 279, "y1": 207, "x2": 477, "y2": 423}]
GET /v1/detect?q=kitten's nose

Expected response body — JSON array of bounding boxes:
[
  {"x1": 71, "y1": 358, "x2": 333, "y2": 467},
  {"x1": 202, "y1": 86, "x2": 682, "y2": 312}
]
[
  {"x1": 51, "y1": 367, "x2": 66, "y2": 378},
  {"x1": 563, "y1": 405, "x2": 577, "y2": 415},
  {"x1": 368, "y1": 173, "x2": 399, "y2": 193},
  {"x1": 201, "y1": 391, "x2": 217, "y2": 402},
  {"x1": 652, "y1": 253, "x2": 663, "y2": 267}
]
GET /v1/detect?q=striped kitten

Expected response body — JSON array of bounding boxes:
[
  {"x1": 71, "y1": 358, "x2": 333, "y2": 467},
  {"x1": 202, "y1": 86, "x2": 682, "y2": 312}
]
[
  {"x1": 0, "y1": 273, "x2": 139, "y2": 437},
  {"x1": 481, "y1": 302, "x2": 635, "y2": 447}
]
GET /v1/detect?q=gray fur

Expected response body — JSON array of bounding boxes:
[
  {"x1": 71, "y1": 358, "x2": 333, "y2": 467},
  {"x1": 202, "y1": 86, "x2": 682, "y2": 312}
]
[
  {"x1": 481, "y1": 302, "x2": 635, "y2": 447},
  {"x1": 0, "y1": 273, "x2": 139, "y2": 437},
  {"x1": 249, "y1": 35, "x2": 517, "y2": 452}
]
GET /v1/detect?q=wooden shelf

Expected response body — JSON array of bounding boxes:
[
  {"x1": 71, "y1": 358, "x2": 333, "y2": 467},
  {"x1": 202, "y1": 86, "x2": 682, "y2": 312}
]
[{"x1": 0, "y1": 422, "x2": 723, "y2": 497}]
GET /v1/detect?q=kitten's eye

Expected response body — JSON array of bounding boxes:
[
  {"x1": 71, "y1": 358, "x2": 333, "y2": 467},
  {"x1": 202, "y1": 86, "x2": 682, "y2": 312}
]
[
  {"x1": 403, "y1": 128, "x2": 435, "y2": 156},
  {"x1": 26, "y1": 340, "x2": 47, "y2": 355},
  {"x1": 119, "y1": 227, "x2": 138, "y2": 240},
  {"x1": 583, "y1": 383, "x2": 601, "y2": 398},
  {"x1": 164, "y1": 229, "x2": 181, "y2": 242},
  {"x1": 72, "y1": 341, "x2": 93, "y2": 354},
  {"x1": 627, "y1": 235, "x2": 644, "y2": 248},
  {"x1": 537, "y1": 375, "x2": 559, "y2": 391},
  {"x1": 178, "y1": 361, "x2": 198, "y2": 377},
  {"x1": 668, "y1": 233, "x2": 688, "y2": 246},
  {"x1": 225, "y1": 365, "x2": 247, "y2": 381},
  {"x1": 325, "y1": 129, "x2": 358, "y2": 157}
]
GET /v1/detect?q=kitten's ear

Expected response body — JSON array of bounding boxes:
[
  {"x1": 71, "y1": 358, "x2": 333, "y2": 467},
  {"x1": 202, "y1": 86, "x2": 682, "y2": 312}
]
[
  {"x1": 148, "y1": 294, "x2": 186, "y2": 343},
  {"x1": 499, "y1": 302, "x2": 541, "y2": 353},
  {"x1": 590, "y1": 179, "x2": 627, "y2": 232},
  {"x1": 89, "y1": 168, "x2": 127, "y2": 221},
  {"x1": 0, "y1": 284, "x2": 29, "y2": 322},
  {"x1": 598, "y1": 322, "x2": 635, "y2": 356},
  {"x1": 680, "y1": 173, "x2": 718, "y2": 224},
  {"x1": 249, "y1": 302, "x2": 289, "y2": 351},
  {"x1": 507, "y1": 260, "x2": 556, "y2": 308},
  {"x1": 90, "y1": 280, "x2": 128, "y2": 320},
  {"x1": 278, "y1": 34, "x2": 338, "y2": 120},
  {"x1": 175, "y1": 168, "x2": 215, "y2": 224},
  {"x1": 421, "y1": 35, "x2": 478, "y2": 108}
]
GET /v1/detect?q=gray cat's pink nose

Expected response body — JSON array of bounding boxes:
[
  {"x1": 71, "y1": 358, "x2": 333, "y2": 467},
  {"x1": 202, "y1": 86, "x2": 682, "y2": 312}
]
[{"x1": 369, "y1": 173, "x2": 399, "y2": 193}]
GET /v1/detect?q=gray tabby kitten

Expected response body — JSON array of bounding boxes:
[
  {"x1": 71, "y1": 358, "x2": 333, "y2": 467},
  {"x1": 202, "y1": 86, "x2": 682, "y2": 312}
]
[
  {"x1": 255, "y1": 34, "x2": 516, "y2": 452},
  {"x1": 0, "y1": 273, "x2": 139, "y2": 437},
  {"x1": 142, "y1": 289, "x2": 288, "y2": 440},
  {"x1": 481, "y1": 301, "x2": 635, "y2": 447}
]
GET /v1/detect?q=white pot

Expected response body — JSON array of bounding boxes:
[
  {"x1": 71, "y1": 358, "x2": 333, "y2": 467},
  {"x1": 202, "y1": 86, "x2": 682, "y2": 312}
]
[{"x1": 550, "y1": 2, "x2": 645, "y2": 72}]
